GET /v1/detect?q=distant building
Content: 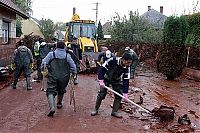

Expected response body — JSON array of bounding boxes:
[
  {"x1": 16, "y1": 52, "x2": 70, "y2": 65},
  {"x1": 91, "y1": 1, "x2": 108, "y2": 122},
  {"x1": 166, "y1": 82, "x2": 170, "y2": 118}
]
[
  {"x1": 141, "y1": 6, "x2": 167, "y2": 30},
  {"x1": 102, "y1": 21, "x2": 112, "y2": 39},
  {"x1": 0, "y1": 0, "x2": 29, "y2": 69},
  {"x1": 54, "y1": 30, "x2": 65, "y2": 41}
]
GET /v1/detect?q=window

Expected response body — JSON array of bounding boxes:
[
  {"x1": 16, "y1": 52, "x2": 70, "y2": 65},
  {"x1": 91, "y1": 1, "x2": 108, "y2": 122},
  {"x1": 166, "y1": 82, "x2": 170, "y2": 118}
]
[{"x1": 2, "y1": 21, "x2": 9, "y2": 44}]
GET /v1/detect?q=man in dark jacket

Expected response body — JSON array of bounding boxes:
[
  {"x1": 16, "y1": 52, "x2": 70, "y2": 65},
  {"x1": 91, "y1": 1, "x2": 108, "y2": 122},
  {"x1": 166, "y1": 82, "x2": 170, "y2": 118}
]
[
  {"x1": 41, "y1": 41, "x2": 77, "y2": 117},
  {"x1": 11, "y1": 40, "x2": 34, "y2": 90},
  {"x1": 91, "y1": 53, "x2": 132, "y2": 118}
]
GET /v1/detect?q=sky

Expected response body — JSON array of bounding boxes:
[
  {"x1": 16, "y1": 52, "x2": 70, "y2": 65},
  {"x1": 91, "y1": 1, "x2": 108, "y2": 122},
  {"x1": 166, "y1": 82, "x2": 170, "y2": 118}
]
[{"x1": 32, "y1": 0, "x2": 200, "y2": 24}]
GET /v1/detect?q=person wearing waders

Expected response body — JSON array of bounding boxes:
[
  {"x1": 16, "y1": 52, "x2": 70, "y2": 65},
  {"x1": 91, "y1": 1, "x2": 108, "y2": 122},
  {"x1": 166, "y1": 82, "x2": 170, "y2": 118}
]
[
  {"x1": 125, "y1": 47, "x2": 138, "y2": 79},
  {"x1": 41, "y1": 41, "x2": 77, "y2": 117},
  {"x1": 91, "y1": 53, "x2": 132, "y2": 118},
  {"x1": 11, "y1": 40, "x2": 34, "y2": 90}
]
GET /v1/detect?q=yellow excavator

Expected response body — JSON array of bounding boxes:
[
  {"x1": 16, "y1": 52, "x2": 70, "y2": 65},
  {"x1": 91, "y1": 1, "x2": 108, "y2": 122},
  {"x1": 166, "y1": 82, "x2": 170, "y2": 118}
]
[{"x1": 65, "y1": 8, "x2": 100, "y2": 72}]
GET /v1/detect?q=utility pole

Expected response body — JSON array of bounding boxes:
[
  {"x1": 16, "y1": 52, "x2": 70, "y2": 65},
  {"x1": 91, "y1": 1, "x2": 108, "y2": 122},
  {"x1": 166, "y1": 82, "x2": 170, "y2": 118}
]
[
  {"x1": 93, "y1": 2, "x2": 100, "y2": 27},
  {"x1": 93, "y1": 2, "x2": 100, "y2": 41}
]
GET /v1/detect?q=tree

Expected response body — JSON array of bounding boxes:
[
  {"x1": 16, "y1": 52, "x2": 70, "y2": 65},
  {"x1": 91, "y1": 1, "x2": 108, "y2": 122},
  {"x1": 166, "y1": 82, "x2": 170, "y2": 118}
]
[
  {"x1": 157, "y1": 16, "x2": 189, "y2": 80},
  {"x1": 55, "y1": 22, "x2": 66, "y2": 31},
  {"x1": 11, "y1": 0, "x2": 32, "y2": 37},
  {"x1": 11, "y1": 0, "x2": 32, "y2": 15},
  {"x1": 109, "y1": 11, "x2": 163, "y2": 44},
  {"x1": 39, "y1": 18, "x2": 56, "y2": 41},
  {"x1": 97, "y1": 20, "x2": 103, "y2": 40},
  {"x1": 16, "y1": 19, "x2": 22, "y2": 37}
]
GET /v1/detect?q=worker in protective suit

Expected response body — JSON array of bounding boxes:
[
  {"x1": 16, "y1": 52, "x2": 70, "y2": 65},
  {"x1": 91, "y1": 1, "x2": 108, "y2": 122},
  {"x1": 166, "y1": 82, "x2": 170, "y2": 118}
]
[
  {"x1": 11, "y1": 40, "x2": 34, "y2": 90},
  {"x1": 41, "y1": 41, "x2": 77, "y2": 117},
  {"x1": 91, "y1": 53, "x2": 132, "y2": 118},
  {"x1": 97, "y1": 50, "x2": 114, "y2": 65},
  {"x1": 34, "y1": 38, "x2": 50, "y2": 82},
  {"x1": 124, "y1": 47, "x2": 138, "y2": 78}
]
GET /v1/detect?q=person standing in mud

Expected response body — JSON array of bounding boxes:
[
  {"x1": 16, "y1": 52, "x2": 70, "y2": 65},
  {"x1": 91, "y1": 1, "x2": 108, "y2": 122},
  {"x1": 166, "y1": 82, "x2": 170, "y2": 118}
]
[
  {"x1": 91, "y1": 52, "x2": 132, "y2": 118},
  {"x1": 124, "y1": 47, "x2": 138, "y2": 79},
  {"x1": 41, "y1": 41, "x2": 77, "y2": 117},
  {"x1": 34, "y1": 38, "x2": 50, "y2": 82},
  {"x1": 11, "y1": 40, "x2": 34, "y2": 90},
  {"x1": 65, "y1": 47, "x2": 79, "y2": 85}
]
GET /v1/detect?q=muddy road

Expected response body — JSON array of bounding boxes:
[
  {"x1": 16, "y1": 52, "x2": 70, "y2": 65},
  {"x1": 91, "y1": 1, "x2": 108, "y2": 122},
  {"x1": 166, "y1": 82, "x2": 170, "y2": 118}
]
[{"x1": 0, "y1": 67, "x2": 199, "y2": 132}]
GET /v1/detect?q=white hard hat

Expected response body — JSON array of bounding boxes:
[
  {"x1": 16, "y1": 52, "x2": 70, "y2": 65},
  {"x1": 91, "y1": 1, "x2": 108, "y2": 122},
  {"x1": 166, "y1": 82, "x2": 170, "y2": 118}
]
[
  {"x1": 105, "y1": 50, "x2": 111, "y2": 58},
  {"x1": 40, "y1": 42, "x2": 47, "y2": 46},
  {"x1": 125, "y1": 46, "x2": 130, "y2": 51}
]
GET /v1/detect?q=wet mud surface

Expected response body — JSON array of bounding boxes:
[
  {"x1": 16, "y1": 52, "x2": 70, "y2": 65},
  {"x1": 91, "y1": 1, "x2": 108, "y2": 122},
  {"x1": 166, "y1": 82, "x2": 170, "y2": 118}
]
[{"x1": 0, "y1": 66, "x2": 199, "y2": 132}]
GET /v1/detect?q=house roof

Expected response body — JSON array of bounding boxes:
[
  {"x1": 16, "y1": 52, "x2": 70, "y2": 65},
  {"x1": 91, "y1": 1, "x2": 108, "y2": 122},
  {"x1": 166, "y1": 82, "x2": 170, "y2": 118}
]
[
  {"x1": 0, "y1": 0, "x2": 29, "y2": 19},
  {"x1": 102, "y1": 21, "x2": 112, "y2": 34},
  {"x1": 141, "y1": 9, "x2": 167, "y2": 29}
]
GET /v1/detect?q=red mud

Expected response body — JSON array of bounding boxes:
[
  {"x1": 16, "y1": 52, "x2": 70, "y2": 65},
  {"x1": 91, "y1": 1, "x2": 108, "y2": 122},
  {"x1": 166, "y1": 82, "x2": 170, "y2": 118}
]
[{"x1": 0, "y1": 64, "x2": 199, "y2": 132}]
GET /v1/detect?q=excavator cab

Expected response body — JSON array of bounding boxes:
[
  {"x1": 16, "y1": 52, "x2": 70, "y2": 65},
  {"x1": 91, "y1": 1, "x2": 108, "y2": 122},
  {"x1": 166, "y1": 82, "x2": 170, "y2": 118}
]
[
  {"x1": 65, "y1": 12, "x2": 100, "y2": 72},
  {"x1": 65, "y1": 20, "x2": 98, "y2": 52}
]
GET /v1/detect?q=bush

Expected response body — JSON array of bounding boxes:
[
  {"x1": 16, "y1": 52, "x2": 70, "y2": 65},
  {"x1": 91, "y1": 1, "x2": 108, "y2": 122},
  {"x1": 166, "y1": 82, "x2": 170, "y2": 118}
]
[{"x1": 157, "y1": 16, "x2": 189, "y2": 80}]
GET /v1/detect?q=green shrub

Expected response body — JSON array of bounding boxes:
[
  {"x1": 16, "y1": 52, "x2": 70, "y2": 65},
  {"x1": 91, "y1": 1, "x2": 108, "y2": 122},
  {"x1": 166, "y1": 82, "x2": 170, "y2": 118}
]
[{"x1": 157, "y1": 16, "x2": 189, "y2": 80}]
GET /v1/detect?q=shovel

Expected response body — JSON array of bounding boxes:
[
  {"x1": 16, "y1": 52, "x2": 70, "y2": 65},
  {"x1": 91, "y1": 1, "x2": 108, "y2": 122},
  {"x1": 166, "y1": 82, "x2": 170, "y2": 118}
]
[
  {"x1": 104, "y1": 86, "x2": 152, "y2": 114},
  {"x1": 41, "y1": 62, "x2": 47, "y2": 92}
]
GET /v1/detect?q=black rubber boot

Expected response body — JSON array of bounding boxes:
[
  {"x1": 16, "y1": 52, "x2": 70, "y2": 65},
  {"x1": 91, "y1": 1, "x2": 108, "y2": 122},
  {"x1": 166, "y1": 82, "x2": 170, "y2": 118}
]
[
  {"x1": 73, "y1": 74, "x2": 78, "y2": 85},
  {"x1": 57, "y1": 94, "x2": 63, "y2": 109},
  {"x1": 91, "y1": 97, "x2": 102, "y2": 116},
  {"x1": 26, "y1": 77, "x2": 32, "y2": 90},
  {"x1": 47, "y1": 94, "x2": 55, "y2": 117},
  {"x1": 111, "y1": 99, "x2": 122, "y2": 118},
  {"x1": 12, "y1": 79, "x2": 18, "y2": 89}
]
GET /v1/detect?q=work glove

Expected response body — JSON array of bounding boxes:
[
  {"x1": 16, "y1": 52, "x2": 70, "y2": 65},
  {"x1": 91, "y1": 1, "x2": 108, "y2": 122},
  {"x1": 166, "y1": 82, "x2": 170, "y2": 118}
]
[
  {"x1": 29, "y1": 63, "x2": 34, "y2": 69},
  {"x1": 122, "y1": 93, "x2": 128, "y2": 102},
  {"x1": 99, "y1": 80, "x2": 105, "y2": 91},
  {"x1": 10, "y1": 63, "x2": 15, "y2": 70}
]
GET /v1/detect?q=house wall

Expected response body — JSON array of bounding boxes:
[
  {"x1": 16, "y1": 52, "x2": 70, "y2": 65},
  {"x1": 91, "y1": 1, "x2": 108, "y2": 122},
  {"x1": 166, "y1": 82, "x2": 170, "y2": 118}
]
[{"x1": 0, "y1": 7, "x2": 17, "y2": 66}]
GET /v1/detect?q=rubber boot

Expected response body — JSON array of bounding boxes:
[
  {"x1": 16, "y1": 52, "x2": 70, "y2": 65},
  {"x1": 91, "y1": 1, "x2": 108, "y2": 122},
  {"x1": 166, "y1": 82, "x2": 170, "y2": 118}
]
[
  {"x1": 47, "y1": 94, "x2": 55, "y2": 117},
  {"x1": 26, "y1": 77, "x2": 32, "y2": 90},
  {"x1": 12, "y1": 79, "x2": 18, "y2": 89},
  {"x1": 91, "y1": 97, "x2": 102, "y2": 116},
  {"x1": 57, "y1": 94, "x2": 63, "y2": 109},
  {"x1": 111, "y1": 99, "x2": 123, "y2": 118},
  {"x1": 73, "y1": 74, "x2": 78, "y2": 85}
]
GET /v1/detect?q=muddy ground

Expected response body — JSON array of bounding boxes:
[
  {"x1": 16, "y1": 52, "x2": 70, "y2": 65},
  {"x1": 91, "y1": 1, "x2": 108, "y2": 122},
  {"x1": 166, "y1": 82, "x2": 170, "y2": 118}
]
[{"x1": 0, "y1": 63, "x2": 199, "y2": 133}]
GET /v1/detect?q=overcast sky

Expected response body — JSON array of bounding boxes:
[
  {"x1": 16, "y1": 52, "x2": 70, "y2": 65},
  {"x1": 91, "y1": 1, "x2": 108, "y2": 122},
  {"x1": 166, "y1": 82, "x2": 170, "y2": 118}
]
[{"x1": 32, "y1": 0, "x2": 200, "y2": 24}]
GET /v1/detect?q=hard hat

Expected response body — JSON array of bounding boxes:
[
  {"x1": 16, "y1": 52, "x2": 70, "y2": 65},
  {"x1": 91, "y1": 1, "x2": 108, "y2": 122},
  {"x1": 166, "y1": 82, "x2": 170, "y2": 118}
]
[
  {"x1": 125, "y1": 46, "x2": 130, "y2": 51},
  {"x1": 40, "y1": 42, "x2": 46, "y2": 46},
  {"x1": 105, "y1": 50, "x2": 111, "y2": 58}
]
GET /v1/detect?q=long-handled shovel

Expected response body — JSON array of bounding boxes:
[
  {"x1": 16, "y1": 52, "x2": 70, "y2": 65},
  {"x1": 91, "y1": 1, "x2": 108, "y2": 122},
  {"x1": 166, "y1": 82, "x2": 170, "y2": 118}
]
[
  {"x1": 41, "y1": 63, "x2": 47, "y2": 92},
  {"x1": 104, "y1": 86, "x2": 152, "y2": 114},
  {"x1": 69, "y1": 75, "x2": 76, "y2": 112}
]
